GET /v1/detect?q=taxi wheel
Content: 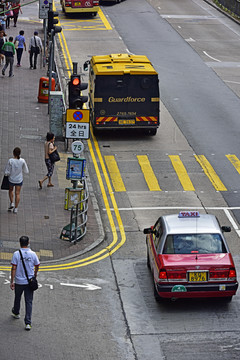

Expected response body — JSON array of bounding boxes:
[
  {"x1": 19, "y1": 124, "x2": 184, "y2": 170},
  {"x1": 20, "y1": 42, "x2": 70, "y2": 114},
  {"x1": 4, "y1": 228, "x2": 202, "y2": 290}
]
[
  {"x1": 147, "y1": 250, "x2": 150, "y2": 269},
  {"x1": 153, "y1": 283, "x2": 162, "y2": 303},
  {"x1": 221, "y1": 296, "x2": 232, "y2": 303}
]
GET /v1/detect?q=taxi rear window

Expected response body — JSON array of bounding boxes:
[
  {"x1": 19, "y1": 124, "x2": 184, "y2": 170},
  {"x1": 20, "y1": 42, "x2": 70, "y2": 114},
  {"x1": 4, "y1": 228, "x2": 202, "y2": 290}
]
[{"x1": 163, "y1": 234, "x2": 227, "y2": 254}]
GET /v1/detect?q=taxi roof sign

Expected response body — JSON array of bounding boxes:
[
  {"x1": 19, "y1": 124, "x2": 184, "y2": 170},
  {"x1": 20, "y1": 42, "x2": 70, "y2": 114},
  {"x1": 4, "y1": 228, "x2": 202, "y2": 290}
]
[{"x1": 178, "y1": 211, "x2": 200, "y2": 218}]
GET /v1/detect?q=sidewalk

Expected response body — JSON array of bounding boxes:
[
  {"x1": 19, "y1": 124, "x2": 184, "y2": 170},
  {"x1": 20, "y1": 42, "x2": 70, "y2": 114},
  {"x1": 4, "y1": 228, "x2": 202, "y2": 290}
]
[{"x1": 0, "y1": 17, "x2": 102, "y2": 263}]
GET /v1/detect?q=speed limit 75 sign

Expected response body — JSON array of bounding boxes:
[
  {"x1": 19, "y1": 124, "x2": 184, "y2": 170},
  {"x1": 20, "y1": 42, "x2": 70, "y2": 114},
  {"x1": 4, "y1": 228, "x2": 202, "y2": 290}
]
[{"x1": 71, "y1": 141, "x2": 84, "y2": 154}]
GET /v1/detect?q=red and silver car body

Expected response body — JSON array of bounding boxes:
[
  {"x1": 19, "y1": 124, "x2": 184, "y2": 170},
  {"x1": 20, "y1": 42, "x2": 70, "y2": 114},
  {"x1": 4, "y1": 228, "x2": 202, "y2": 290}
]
[{"x1": 144, "y1": 212, "x2": 238, "y2": 302}]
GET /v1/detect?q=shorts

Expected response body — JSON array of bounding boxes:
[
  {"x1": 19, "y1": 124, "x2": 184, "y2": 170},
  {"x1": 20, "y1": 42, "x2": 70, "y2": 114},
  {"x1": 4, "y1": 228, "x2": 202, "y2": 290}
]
[
  {"x1": 45, "y1": 158, "x2": 54, "y2": 177},
  {"x1": 9, "y1": 181, "x2": 23, "y2": 187}
]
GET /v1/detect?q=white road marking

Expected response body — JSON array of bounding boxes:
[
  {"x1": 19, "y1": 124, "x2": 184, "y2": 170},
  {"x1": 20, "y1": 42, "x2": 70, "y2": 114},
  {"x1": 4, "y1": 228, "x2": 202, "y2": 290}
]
[
  {"x1": 185, "y1": 37, "x2": 196, "y2": 42},
  {"x1": 203, "y1": 51, "x2": 221, "y2": 62},
  {"x1": 60, "y1": 283, "x2": 101, "y2": 290}
]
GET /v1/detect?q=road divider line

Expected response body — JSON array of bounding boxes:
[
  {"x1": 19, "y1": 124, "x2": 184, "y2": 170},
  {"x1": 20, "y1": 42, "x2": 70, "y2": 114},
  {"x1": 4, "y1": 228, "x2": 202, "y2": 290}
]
[
  {"x1": 137, "y1": 155, "x2": 161, "y2": 191},
  {"x1": 169, "y1": 155, "x2": 195, "y2": 191},
  {"x1": 194, "y1": 155, "x2": 227, "y2": 191},
  {"x1": 104, "y1": 156, "x2": 126, "y2": 192}
]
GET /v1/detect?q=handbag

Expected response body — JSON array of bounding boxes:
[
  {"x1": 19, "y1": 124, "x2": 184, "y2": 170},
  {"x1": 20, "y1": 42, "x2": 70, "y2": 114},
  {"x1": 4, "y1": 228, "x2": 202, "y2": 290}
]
[
  {"x1": 19, "y1": 250, "x2": 38, "y2": 291},
  {"x1": 33, "y1": 36, "x2": 40, "y2": 54},
  {"x1": 1, "y1": 175, "x2": 9, "y2": 190},
  {"x1": 15, "y1": 40, "x2": 19, "y2": 49},
  {"x1": 49, "y1": 149, "x2": 60, "y2": 163}
]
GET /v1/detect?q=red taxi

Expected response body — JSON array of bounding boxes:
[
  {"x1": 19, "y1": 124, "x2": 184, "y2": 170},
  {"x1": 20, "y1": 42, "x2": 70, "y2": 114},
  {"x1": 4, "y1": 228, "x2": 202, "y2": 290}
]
[{"x1": 144, "y1": 211, "x2": 238, "y2": 302}]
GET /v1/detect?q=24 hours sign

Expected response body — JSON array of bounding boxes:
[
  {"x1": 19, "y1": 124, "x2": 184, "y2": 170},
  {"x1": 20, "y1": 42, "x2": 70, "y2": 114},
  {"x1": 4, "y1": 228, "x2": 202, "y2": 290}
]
[{"x1": 66, "y1": 109, "x2": 90, "y2": 139}]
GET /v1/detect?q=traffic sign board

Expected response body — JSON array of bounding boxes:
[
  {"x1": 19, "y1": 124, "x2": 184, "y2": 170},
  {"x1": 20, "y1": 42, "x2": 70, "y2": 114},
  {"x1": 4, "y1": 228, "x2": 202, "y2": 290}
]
[
  {"x1": 71, "y1": 141, "x2": 84, "y2": 154},
  {"x1": 39, "y1": 0, "x2": 52, "y2": 19},
  {"x1": 66, "y1": 109, "x2": 90, "y2": 123},
  {"x1": 66, "y1": 122, "x2": 89, "y2": 139}
]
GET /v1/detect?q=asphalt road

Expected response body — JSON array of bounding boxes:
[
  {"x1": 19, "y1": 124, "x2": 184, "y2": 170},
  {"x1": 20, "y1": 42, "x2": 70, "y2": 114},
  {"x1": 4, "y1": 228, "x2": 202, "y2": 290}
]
[{"x1": 2, "y1": 1, "x2": 240, "y2": 360}]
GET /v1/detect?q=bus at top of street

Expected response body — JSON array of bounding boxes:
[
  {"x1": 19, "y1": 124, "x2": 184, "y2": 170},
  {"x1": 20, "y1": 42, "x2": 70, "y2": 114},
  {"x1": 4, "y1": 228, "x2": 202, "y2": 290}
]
[{"x1": 61, "y1": 0, "x2": 99, "y2": 16}]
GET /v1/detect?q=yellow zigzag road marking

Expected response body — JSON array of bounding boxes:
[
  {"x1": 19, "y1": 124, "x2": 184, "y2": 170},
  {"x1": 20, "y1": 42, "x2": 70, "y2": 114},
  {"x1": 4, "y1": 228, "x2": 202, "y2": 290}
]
[
  {"x1": 195, "y1": 155, "x2": 227, "y2": 191},
  {"x1": 169, "y1": 155, "x2": 195, "y2": 191},
  {"x1": 137, "y1": 155, "x2": 161, "y2": 191}
]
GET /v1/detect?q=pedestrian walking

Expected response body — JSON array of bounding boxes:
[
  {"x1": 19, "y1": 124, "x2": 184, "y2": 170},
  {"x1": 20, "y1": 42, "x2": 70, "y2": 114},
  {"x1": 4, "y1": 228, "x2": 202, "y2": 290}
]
[
  {"x1": 10, "y1": 236, "x2": 40, "y2": 331},
  {"x1": 0, "y1": 30, "x2": 7, "y2": 65},
  {"x1": 5, "y1": 2, "x2": 13, "y2": 29},
  {"x1": 14, "y1": 30, "x2": 26, "y2": 66},
  {"x1": 1, "y1": 36, "x2": 15, "y2": 77},
  {"x1": 4, "y1": 147, "x2": 29, "y2": 213},
  {"x1": 29, "y1": 31, "x2": 42, "y2": 70},
  {"x1": 12, "y1": 1, "x2": 22, "y2": 27},
  {"x1": 38, "y1": 132, "x2": 57, "y2": 189}
]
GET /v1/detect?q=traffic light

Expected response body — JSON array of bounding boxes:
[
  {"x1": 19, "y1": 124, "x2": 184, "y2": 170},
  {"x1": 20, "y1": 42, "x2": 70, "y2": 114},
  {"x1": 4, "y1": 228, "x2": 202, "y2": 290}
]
[
  {"x1": 68, "y1": 75, "x2": 88, "y2": 109},
  {"x1": 48, "y1": 10, "x2": 62, "y2": 35}
]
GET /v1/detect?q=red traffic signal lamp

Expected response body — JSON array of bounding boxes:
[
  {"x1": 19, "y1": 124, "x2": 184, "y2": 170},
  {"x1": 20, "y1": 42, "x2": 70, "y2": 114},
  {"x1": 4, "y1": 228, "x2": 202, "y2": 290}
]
[{"x1": 68, "y1": 75, "x2": 88, "y2": 109}]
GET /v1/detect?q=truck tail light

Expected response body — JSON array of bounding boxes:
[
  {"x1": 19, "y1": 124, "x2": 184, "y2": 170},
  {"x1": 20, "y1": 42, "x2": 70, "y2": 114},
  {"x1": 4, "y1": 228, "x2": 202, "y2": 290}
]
[
  {"x1": 93, "y1": 0, "x2": 99, "y2": 5},
  {"x1": 158, "y1": 270, "x2": 167, "y2": 281},
  {"x1": 65, "y1": 1, "x2": 71, "y2": 6}
]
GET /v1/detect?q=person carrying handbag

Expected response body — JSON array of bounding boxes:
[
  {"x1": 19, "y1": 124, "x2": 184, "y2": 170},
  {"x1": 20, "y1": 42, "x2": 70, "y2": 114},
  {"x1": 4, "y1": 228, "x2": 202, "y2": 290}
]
[
  {"x1": 10, "y1": 236, "x2": 40, "y2": 331},
  {"x1": 29, "y1": 31, "x2": 42, "y2": 69},
  {"x1": 39, "y1": 132, "x2": 57, "y2": 189}
]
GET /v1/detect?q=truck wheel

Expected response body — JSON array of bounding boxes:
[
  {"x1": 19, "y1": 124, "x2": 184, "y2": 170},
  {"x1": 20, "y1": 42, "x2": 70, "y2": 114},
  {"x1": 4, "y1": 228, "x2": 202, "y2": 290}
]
[
  {"x1": 144, "y1": 129, "x2": 157, "y2": 136},
  {"x1": 148, "y1": 129, "x2": 157, "y2": 136},
  {"x1": 92, "y1": 12, "x2": 97, "y2": 16}
]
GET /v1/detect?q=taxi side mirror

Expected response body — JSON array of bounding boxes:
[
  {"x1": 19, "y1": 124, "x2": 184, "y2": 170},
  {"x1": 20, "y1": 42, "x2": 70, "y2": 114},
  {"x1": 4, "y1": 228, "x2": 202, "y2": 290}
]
[
  {"x1": 221, "y1": 226, "x2": 231, "y2": 232},
  {"x1": 83, "y1": 60, "x2": 90, "y2": 71},
  {"x1": 143, "y1": 228, "x2": 152, "y2": 234}
]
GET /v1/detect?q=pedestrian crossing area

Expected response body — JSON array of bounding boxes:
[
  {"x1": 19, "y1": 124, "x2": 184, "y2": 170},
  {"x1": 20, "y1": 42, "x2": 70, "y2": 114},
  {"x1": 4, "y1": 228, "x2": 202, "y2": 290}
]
[
  {"x1": 56, "y1": 153, "x2": 240, "y2": 192},
  {"x1": 103, "y1": 153, "x2": 240, "y2": 192}
]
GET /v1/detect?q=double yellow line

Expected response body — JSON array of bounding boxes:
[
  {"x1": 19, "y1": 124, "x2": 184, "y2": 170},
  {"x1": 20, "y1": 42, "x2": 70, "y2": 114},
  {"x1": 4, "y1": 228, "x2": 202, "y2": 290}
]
[{"x1": 0, "y1": 11, "x2": 125, "y2": 272}]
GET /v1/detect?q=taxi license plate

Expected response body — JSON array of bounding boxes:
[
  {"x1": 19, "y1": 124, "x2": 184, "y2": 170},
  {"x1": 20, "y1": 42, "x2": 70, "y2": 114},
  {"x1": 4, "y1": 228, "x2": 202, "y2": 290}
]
[
  {"x1": 118, "y1": 119, "x2": 135, "y2": 125},
  {"x1": 75, "y1": 1, "x2": 81, "y2": 6},
  {"x1": 188, "y1": 272, "x2": 207, "y2": 282}
]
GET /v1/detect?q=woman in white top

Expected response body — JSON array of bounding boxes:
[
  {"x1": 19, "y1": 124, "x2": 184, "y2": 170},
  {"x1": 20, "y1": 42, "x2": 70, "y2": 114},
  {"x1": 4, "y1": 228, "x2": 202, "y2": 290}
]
[{"x1": 5, "y1": 147, "x2": 29, "y2": 214}]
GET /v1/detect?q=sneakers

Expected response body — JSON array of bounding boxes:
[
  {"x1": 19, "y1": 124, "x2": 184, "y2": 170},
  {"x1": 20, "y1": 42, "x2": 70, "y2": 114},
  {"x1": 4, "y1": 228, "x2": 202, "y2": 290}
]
[
  {"x1": 13, "y1": 208, "x2": 18, "y2": 214},
  {"x1": 9, "y1": 74, "x2": 14, "y2": 77},
  {"x1": 12, "y1": 308, "x2": 20, "y2": 319},
  {"x1": 8, "y1": 203, "x2": 14, "y2": 211},
  {"x1": 25, "y1": 324, "x2": 32, "y2": 331},
  {"x1": 2, "y1": 69, "x2": 5, "y2": 76}
]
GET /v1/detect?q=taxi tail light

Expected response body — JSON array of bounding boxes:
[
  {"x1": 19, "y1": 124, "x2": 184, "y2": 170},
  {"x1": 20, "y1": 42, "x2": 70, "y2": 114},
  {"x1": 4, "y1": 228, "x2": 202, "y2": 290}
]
[
  {"x1": 228, "y1": 268, "x2": 237, "y2": 280},
  {"x1": 158, "y1": 270, "x2": 167, "y2": 281},
  {"x1": 209, "y1": 268, "x2": 236, "y2": 281}
]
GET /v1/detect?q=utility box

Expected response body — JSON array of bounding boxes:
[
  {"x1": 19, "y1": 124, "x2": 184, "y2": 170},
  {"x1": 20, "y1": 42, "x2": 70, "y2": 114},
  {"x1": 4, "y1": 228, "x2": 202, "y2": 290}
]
[
  {"x1": 64, "y1": 188, "x2": 84, "y2": 210},
  {"x1": 49, "y1": 91, "x2": 64, "y2": 139}
]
